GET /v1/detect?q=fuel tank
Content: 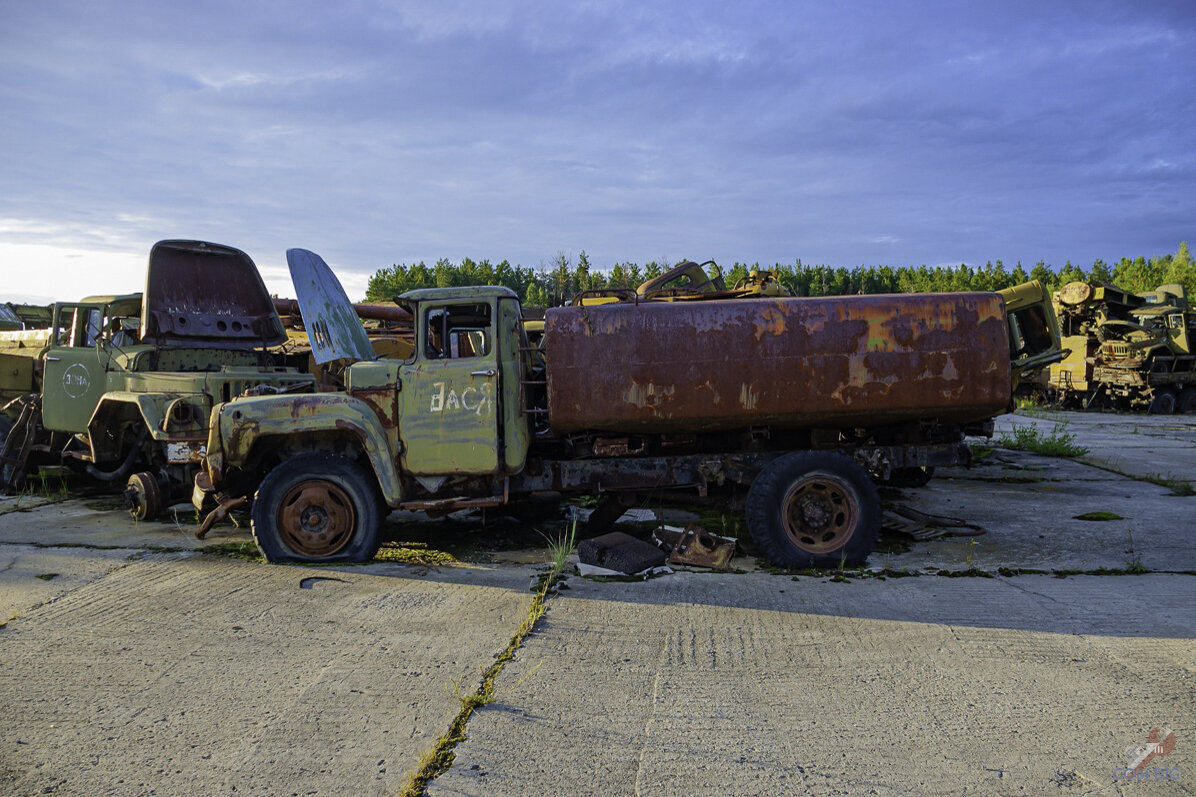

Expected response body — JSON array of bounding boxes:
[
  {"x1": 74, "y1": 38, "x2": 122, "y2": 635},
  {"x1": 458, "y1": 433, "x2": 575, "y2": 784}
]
[{"x1": 544, "y1": 293, "x2": 1011, "y2": 434}]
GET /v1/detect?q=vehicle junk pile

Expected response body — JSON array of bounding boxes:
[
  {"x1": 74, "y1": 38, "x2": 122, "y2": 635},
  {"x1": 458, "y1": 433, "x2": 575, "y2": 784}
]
[
  {"x1": 0, "y1": 240, "x2": 317, "y2": 517},
  {"x1": 1042, "y1": 280, "x2": 1195, "y2": 413},
  {"x1": 191, "y1": 248, "x2": 1065, "y2": 570}
]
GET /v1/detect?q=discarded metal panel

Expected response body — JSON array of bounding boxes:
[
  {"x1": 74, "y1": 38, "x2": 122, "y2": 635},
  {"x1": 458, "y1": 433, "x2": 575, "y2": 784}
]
[
  {"x1": 545, "y1": 293, "x2": 1011, "y2": 435},
  {"x1": 577, "y1": 531, "x2": 668, "y2": 574},
  {"x1": 653, "y1": 524, "x2": 737, "y2": 569}
]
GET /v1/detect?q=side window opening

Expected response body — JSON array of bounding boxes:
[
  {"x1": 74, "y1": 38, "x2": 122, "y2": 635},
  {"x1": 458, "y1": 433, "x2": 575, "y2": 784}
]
[
  {"x1": 424, "y1": 303, "x2": 491, "y2": 360},
  {"x1": 1008, "y1": 305, "x2": 1053, "y2": 359}
]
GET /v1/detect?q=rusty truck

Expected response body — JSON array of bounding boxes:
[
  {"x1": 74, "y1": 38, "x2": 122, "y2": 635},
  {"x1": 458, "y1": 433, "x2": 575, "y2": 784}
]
[
  {"x1": 193, "y1": 248, "x2": 1062, "y2": 568},
  {"x1": 0, "y1": 240, "x2": 316, "y2": 516},
  {"x1": 1046, "y1": 281, "x2": 1195, "y2": 413}
]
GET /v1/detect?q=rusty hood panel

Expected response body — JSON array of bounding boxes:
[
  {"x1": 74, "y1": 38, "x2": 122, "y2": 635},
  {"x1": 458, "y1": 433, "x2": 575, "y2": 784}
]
[
  {"x1": 545, "y1": 293, "x2": 1011, "y2": 434},
  {"x1": 142, "y1": 240, "x2": 286, "y2": 348}
]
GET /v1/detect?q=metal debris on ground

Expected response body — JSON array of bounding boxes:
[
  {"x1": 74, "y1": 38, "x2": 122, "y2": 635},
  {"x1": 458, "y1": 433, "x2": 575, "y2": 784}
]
[
  {"x1": 882, "y1": 505, "x2": 986, "y2": 540},
  {"x1": 576, "y1": 531, "x2": 669, "y2": 575},
  {"x1": 652, "y1": 524, "x2": 737, "y2": 569}
]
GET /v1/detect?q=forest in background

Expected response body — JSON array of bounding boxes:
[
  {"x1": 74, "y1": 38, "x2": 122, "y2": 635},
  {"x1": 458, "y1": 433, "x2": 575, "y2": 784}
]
[{"x1": 365, "y1": 242, "x2": 1195, "y2": 307}]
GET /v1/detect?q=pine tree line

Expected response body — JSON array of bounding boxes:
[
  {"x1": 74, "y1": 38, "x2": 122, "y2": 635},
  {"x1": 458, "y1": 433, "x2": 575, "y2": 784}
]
[{"x1": 365, "y1": 243, "x2": 1195, "y2": 307}]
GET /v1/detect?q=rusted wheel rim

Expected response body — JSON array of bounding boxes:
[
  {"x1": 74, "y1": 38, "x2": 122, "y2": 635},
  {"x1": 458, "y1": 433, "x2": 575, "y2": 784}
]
[
  {"x1": 127, "y1": 472, "x2": 162, "y2": 521},
  {"x1": 782, "y1": 473, "x2": 858, "y2": 554},
  {"x1": 277, "y1": 480, "x2": 356, "y2": 557}
]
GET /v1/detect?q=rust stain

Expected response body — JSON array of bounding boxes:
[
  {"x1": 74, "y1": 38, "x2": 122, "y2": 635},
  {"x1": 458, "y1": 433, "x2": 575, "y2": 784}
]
[
  {"x1": 622, "y1": 381, "x2": 676, "y2": 411},
  {"x1": 752, "y1": 306, "x2": 787, "y2": 341}
]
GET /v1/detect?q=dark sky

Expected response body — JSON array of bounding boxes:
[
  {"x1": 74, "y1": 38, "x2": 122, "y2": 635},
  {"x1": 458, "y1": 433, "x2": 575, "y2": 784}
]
[{"x1": 2, "y1": 0, "x2": 1193, "y2": 300}]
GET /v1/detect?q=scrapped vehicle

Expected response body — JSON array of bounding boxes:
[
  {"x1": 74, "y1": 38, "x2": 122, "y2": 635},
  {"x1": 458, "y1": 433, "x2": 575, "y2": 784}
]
[
  {"x1": 636, "y1": 260, "x2": 791, "y2": 301},
  {"x1": 0, "y1": 240, "x2": 315, "y2": 517},
  {"x1": 193, "y1": 249, "x2": 1064, "y2": 568},
  {"x1": 1046, "y1": 281, "x2": 1195, "y2": 413}
]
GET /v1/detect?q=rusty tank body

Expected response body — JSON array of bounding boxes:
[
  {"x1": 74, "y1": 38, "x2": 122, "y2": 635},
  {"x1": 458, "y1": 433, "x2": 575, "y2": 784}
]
[{"x1": 543, "y1": 292, "x2": 1011, "y2": 435}]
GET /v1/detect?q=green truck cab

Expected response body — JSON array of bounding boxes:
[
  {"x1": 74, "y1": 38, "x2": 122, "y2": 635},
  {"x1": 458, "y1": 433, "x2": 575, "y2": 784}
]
[
  {"x1": 196, "y1": 249, "x2": 1065, "y2": 568},
  {"x1": 0, "y1": 240, "x2": 315, "y2": 516}
]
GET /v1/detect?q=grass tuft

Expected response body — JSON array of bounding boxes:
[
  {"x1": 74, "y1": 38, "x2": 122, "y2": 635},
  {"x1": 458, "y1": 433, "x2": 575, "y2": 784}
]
[
  {"x1": 996, "y1": 423, "x2": 1089, "y2": 458},
  {"x1": 1073, "y1": 511, "x2": 1123, "y2": 521},
  {"x1": 373, "y1": 543, "x2": 457, "y2": 566}
]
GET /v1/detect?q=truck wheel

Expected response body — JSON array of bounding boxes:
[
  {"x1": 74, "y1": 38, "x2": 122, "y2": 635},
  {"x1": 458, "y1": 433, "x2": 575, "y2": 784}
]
[
  {"x1": 251, "y1": 453, "x2": 383, "y2": 563},
  {"x1": 746, "y1": 452, "x2": 880, "y2": 569},
  {"x1": 126, "y1": 471, "x2": 163, "y2": 521},
  {"x1": 1179, "y1": 387, "x2": 1196, "y2": 414},
  {"x1": 1148, "y1": 389, "x2": 1177, "y2": 415}
]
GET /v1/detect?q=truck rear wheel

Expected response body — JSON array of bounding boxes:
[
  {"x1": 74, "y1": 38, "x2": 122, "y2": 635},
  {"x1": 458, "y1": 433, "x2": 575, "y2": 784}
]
[
  {"x1": 1179, "y1": 387, "x2": 1196, "y2": 414},
  {"x1": 251, "y1": 453, "x2": 383, "y2": 563},
  {"x1": 746, "y1": 452, "x2": 880, "y2": 569},
  {"x1": 1148, "y1": 389, "x2": 1177, "y2": 415}
]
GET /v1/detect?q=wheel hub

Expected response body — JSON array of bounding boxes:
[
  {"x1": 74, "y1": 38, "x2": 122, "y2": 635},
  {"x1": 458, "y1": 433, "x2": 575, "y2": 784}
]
[
  {"x1": 799, "y1": 497, "x2": 830, "y2": 528},
  {"x1": 301, "y1": 506, "x2": 330, "y2": 532},
  {"x1": 278, "y1": 480, "x2": 356, "y2": 557},
  {"x1": 782, "y1": 474, "x2": 859, "y2": 555}
]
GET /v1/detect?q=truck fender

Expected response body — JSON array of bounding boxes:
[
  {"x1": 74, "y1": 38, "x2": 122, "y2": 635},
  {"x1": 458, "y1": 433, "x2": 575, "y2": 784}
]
[
  {"x1": 215, "y1": 393, "x2": 402, "y2": 504},
  {"x1": 88, "y1": 392, "x2": 207, "y2": 463}
]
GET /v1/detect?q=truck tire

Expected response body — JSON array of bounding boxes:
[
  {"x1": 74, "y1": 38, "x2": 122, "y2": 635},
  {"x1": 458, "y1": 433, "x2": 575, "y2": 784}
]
[
  {"x1": 251, "y1": 453, "x2": 384, "y2": 563},
  {"x1": 1179, "y1": 387, "x2": 1196, "y2": 414},
  {"x1": 1148, "y1": 389, "x2": 1177, "y2": 415},
  {"x1": 746, "y1": 452, "x2": 880, "y2": 569}
]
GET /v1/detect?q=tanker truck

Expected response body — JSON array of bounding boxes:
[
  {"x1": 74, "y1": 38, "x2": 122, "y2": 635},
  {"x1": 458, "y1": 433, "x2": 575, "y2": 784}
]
[{"x1": 193, "y1": 249, "x2": 1063, "y2": 568}]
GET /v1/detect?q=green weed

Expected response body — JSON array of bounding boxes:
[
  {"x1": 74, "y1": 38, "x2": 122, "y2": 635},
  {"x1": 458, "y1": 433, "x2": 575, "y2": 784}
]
[
  {"x1": 996, "y1": 423, "x2": 1090, "y2": 457},
  {"x1": 373, "y1": 542, "x2": 457, "y2": 566}
]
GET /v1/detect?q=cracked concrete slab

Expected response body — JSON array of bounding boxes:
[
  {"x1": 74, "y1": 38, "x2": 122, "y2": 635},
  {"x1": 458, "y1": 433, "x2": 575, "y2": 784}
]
[
  {"x1": 433, "y1": 571, "x2": 1195, "y2": 796},
  {"x1": 0, "y1": 554, "x2": 538, "y2": 796}
]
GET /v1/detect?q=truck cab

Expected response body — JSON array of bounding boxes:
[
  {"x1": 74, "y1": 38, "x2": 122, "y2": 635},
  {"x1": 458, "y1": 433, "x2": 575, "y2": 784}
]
[{"x1": 393, "y1": 287, "x2": 529, "y2": 477}]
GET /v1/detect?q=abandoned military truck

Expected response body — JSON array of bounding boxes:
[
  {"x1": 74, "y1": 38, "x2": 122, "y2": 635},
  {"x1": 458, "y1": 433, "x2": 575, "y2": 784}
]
[
  {"x1": 0, "y1": 240, "x2": 315, "y2": 517},
  {"x1": 194, "y1": 249, "x2": 1062, "y2": 568}
]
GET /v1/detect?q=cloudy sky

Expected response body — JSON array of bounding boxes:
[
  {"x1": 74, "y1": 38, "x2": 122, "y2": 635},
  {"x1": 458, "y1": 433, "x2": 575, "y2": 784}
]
[{"x1": 2, "y1": 0, "x2": 1193, "y2": 303}]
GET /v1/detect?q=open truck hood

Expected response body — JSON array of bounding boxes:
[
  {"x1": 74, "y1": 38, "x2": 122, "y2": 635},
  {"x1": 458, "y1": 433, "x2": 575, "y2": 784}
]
[
  {"x1": 141, "y1": 240, "x2": 286, "y2": 348},
  {"x1": 287, "y1": 248, "x2": 375, "y2": 364}
]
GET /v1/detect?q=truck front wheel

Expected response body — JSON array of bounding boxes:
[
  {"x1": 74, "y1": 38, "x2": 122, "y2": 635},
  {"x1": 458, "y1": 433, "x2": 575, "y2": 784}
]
[
  {"x1": 251, "y1": 453, "x2": 383, "y2": 563},
  {"x1": 746, "y1": 452, "x2": 880, "y2": 569}
]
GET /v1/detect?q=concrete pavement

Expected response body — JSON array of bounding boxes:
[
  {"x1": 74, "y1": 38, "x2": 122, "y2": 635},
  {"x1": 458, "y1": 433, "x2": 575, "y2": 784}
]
[
  {"x1": 0, "y1": 408, "x2": 1192, "y2": 795},
  {"x1": 433, "y1": 572, "x2": 1194, "y2": 796}
]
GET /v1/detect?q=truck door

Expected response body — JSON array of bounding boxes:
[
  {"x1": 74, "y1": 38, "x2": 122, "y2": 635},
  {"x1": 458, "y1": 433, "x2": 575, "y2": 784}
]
[
  {"x1": 398, "y1": 300, "x2": 501, "y2": 475},
  {"x1": 41, "y1": 303, "x2": 107, "y2": 433}
]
